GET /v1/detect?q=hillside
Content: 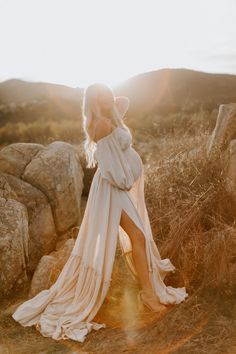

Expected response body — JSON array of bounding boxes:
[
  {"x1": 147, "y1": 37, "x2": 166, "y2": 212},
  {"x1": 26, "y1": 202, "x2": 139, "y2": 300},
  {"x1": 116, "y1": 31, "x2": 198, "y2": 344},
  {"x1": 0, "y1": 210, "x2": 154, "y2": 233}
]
[
  {"x1": 0, "y1": 79, "x2": 82, "y2": 104},
  {"x1": 1, "y1": 68, "x2": 236, "y2": 119},
  {"x1": 1, "y1": 68, "x2": 236, "y2": 145},
  {"x1": 113, "y1": 68, "x2": 236, "y2": 118}
]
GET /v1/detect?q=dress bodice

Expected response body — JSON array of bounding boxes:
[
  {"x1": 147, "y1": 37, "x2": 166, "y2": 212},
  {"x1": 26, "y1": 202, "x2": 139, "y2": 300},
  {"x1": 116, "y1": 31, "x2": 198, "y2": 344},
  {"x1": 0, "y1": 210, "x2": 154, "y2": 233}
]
[
  {"x1": 94, "y1": 126, "x2": 143, "y2": 191},
  {"x1": 98, "y1": 126, "x2": 132, "y2": 148},
  {"x1": 94, "y1": 126, "x2": 131, "y2": 149}
]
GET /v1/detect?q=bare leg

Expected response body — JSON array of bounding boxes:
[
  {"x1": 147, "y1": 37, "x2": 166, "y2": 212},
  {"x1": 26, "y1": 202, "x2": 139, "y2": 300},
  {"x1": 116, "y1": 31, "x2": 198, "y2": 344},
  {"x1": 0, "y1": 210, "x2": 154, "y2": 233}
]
[
  {"x1": 120, "y1": 209, "x2": 167, "y2": 311},
  {"x1": 119, "y1": 209, "x2": 153, "y2": 292}
]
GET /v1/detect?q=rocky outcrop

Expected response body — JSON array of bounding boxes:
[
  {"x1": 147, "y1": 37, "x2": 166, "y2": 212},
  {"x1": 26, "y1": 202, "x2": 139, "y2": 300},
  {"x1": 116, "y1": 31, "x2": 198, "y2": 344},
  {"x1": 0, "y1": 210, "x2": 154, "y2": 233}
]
[
  {"x1": 0, "y1": 173, "x2": 57, "y2": 273},
  {"x1": 0, "y1": 143, "x2": 44, "y2": 177},
  {"x1": 23, "y1": 141, "x2": 84, "y2": 234},
  {"x1": 29, "y1": 238, "x2": 75, "y2": 297},
  {"x1": 0, "y1": 141, "x2": 84, "y2": 296},
  {"x1": 0, "y1": 197, "x2": 29, "y2": 296},
  {"x1": 207, "y1": 103, "x2": 236, "y2": 155},
  {"x1": 225, "y1": 139, "x2": 236, "y2": 200},
  {"x1": 207, "y1": 103, "x2": 236, "y2": 203}
]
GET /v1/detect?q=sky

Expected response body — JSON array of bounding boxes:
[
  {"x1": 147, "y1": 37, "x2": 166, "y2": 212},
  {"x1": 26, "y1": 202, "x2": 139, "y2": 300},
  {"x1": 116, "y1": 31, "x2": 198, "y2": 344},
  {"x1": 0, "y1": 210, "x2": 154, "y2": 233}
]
[{"x1": 1, "y1": 0, "x2": 236, "y2": 88}]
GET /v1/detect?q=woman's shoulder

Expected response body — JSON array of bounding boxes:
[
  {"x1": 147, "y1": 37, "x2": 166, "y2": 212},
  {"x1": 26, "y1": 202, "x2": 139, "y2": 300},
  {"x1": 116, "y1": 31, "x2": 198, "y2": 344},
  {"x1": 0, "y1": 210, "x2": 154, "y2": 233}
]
[{"x1": 95, "y1": 124, "x2": 132, "y2": 151}]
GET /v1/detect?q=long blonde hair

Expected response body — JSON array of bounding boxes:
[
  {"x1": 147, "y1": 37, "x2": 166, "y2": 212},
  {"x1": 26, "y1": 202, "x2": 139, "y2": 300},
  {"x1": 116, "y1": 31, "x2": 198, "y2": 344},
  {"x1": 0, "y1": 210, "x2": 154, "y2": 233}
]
[{"x1": 82, "y1": 83, "x2": 130, "y2": 168}]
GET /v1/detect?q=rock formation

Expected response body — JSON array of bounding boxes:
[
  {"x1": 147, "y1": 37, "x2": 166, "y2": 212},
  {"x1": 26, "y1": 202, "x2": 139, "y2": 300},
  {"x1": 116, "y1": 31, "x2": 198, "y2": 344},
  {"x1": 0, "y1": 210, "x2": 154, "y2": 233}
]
[
  {"x1": 0, "y1": 197, "x2": 29, "y2": 296},
  {"x1": 0, "y1": 141, "x2": 84, "y2": 296},
  {"x1": 29, "y1": 238, "x2": 75, "y2": 297},
  {"x1": 207, "y1": 103, "x2": 236, "y2": 203},
  {"x1": 226, "y1": 139, "x2": 236, "y2": 201},
  {"x1": 0, "y1": 173, "x2": 57, "y2": 273},
  {"x1": 207, "y1": 103, "x2": 236, "y2": 155}
]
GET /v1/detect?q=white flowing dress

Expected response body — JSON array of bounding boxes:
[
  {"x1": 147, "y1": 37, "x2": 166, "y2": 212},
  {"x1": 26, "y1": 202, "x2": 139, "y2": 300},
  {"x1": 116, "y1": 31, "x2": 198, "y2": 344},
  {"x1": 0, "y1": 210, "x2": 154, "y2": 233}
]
[{"x1": 12, "y1": 126, "x2": 188, "y2": 343}]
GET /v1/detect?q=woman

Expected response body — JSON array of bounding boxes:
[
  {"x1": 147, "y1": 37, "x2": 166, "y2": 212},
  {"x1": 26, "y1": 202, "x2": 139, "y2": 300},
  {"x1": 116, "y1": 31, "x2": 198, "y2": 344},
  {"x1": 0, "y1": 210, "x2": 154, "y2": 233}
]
[{"x1": 12, "y1": 83, "x2": 188, "y2": 343}]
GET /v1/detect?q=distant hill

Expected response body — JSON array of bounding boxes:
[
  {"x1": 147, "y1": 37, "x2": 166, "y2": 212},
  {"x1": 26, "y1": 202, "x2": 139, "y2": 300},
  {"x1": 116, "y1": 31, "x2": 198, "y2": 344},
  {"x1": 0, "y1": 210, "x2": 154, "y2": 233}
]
[
  {"x1": 0, "y1": 80, "x2": 84, "y2": 131},
  {"x1": 1, "y1": 68, "x2": 236, "y2": 123},
  {"x1": 113, "y1": 68, "x2": 236, "y2": 118},
  {"x1": 0, "y1": 79, "x2": 82, "y2": 105}
]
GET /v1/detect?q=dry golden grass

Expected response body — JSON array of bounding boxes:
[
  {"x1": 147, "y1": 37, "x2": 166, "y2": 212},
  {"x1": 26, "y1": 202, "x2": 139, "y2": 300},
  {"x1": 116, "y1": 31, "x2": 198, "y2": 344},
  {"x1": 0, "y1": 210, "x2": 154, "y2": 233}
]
[
  {"x1": 143, "y1": 134, "x2": 236, "y2": 300},
  {"x1": 0, "y1": 119, "x2": 84, "y2": 145},
  {"x1": 0, "y1": 109, "x2": 236, "y2": 353}
]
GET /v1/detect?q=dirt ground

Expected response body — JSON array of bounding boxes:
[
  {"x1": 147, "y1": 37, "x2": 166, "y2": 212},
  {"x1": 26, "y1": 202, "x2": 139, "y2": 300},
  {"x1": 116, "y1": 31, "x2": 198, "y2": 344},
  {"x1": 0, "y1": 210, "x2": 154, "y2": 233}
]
[{"x1": 0, "y1": 284, "x2": 235, "y2": 354}]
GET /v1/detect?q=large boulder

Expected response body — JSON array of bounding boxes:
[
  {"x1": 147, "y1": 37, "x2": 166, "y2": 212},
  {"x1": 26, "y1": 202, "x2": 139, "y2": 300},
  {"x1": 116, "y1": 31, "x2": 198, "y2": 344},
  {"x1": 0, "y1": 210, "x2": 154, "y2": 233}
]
[
  {"x1": 207, "y1": 103, "x2": 236, "y2": 155},
  {"x1": 29, "y1": 238, "x2": 75, "y2": 297},
  {"x1": 23, "y1": 141, "x2": 84, "y2": 234},
  {"x1": 0, "y1": 197, "x2": 29, "y2": 296},
  {"x1": 0, "y1": 173, "x2": 57, "y2": 273},
  {"x1": 0, "y1": 140, "x2": 84, "y2": 297},
  {"x1": 0, "y1": 143, "x2": 44, "y2": 177}
]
